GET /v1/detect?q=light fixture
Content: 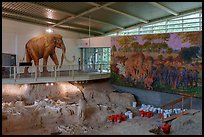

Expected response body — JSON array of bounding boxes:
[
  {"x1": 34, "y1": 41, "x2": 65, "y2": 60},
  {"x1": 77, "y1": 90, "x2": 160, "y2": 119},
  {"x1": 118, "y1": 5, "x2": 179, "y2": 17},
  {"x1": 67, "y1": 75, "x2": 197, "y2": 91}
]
[
  {"x1": 46, "y1": 83, "x2": 49, "y2": 86},
  {"x1": 46, "y1": 27, "x2": 54, "y2": 33},
  {"x1": 50, "y1": 83, "x2": 54, "y2": 86}
]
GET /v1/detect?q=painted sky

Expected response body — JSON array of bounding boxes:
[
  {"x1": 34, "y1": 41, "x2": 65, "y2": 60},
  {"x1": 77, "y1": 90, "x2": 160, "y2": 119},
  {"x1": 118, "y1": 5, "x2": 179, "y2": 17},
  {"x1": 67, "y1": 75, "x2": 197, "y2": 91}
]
[{"x1": 111, "y1": 32, "x2": 193, "y2": 51}]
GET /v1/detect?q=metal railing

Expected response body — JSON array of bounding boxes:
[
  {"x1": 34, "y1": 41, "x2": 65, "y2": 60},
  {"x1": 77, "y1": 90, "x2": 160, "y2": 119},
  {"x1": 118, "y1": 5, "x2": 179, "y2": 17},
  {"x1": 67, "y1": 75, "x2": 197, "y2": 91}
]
[{"x1": 2, "y1": 63, "x2": 110, "y2": 82}]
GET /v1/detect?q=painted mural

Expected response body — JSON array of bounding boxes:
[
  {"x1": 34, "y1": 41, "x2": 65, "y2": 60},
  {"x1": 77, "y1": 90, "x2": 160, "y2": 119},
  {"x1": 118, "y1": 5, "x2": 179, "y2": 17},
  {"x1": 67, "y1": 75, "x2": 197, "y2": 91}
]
[{"x1": 110, "y1": 31, "x2": 202, "y2": 98}]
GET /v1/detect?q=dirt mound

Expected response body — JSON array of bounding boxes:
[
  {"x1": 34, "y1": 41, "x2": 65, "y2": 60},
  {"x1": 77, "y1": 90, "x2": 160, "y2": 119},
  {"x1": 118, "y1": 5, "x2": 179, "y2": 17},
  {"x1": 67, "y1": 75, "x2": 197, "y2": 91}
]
[{"x1": 170, "y1": 110, "x2": 202, "y2": 135}]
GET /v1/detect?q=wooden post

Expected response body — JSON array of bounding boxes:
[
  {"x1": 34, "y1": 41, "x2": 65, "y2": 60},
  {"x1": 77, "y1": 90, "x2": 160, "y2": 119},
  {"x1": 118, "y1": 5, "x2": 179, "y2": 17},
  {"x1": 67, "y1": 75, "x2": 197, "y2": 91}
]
[
  {"x1": 162, "y1": 106, "x2": 164, "y2": 122},
  {"x1": 172, "y1": 105, "x2": 174, "y2": 113}
]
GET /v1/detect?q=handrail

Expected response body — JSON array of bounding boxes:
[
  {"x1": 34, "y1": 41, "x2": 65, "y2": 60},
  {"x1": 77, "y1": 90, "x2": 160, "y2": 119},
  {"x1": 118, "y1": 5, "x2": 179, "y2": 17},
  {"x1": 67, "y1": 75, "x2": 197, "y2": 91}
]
[
  {"x1": 160, "y1": 94, "x2": 193, "y2": 122},
  {"x1": 161, "y1": 96, "x2": 190, "y2": 108}
]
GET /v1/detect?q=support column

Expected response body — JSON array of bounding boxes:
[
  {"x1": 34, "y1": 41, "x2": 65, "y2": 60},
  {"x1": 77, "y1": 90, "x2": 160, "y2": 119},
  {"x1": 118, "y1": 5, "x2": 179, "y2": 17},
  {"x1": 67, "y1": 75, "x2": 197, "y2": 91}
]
[
  {"x1": 54, "y1": 65, "x2": 57, "y2": 80},
  {"x1": 14, "y1": 66, "x2": 16, "y2": 82},
  {"x1": 35, "y1": 66, "x2": 37, "y2": 81}
]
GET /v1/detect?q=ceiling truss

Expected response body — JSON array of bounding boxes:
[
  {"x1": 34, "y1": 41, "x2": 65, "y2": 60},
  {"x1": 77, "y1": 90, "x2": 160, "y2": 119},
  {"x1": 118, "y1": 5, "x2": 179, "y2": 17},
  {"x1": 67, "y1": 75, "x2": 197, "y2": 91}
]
[
  {"x1": 2, "y1": 2, "x2": 202, "y2": 36},
  {"x1": 27, "y1": 2, "x2": 124, "y2": 30},
  {"x1": 52, "y1": 2, "x2": 116, "y2": 27},
  {"x1": 2, "y1": 11, "x2": 104, "y2": 35},
  {"x1": 149, "y1": 2, "x2": 179, "y2": 16},
  {"x1": 87, "y1": 2, "x2": 148, "y2": 23}
]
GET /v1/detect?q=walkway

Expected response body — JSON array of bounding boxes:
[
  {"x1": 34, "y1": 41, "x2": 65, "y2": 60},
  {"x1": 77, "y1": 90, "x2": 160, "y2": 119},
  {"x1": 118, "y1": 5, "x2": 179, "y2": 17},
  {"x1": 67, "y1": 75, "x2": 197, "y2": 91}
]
[{"x1": 2, "y1": 64, "x2": 110, "y2": 84}]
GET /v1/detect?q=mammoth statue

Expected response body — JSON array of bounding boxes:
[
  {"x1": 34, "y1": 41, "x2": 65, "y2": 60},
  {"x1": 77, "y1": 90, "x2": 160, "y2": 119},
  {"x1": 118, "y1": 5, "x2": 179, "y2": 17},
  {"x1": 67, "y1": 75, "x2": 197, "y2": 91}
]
[{"x1": 24, "y1": 34, "x2": 73, "y2": 73}]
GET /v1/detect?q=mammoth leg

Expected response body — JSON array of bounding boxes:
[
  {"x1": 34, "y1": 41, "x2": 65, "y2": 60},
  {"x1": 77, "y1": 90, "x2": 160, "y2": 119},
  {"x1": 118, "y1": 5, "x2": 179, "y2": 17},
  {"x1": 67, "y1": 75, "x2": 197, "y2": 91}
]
[
  {"x1": 28, "y1": 47, "x2": 40, "y2": 74},
  {"x1": 42, "y1": 55, "x2": 49, "y2": 73},
  {"x1": 50, "y1": 53, "x2": 59, "y2": 69},
  {"x1": 24, "y1": 47, "x2": 32, "y2": 74},
  {"x1": 33, "y1": 58, "x2": 40, "y2": 75}
]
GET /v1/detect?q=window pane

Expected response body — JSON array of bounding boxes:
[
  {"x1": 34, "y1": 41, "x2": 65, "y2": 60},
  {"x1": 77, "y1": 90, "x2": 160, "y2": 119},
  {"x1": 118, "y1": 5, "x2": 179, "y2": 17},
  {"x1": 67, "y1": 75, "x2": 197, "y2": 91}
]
[
  {"x1": 110, "y1": 33, "x2": 117, "y2": 36},
  {"x1": 167, "y1": 24, "x2": 182, "y2": 28},
  {"x1": 118, "y1": 33, "x2": 124, "y2": 36},
  {"x1": 140, "y1": 27, "x2": 152, "y2": 31},
  {"x1": 183, "y1": 27, "x2": 199, "y2": 31},
  {"x1": 172, "y1": 17, "x2": 182, "y2": 20},
  {"x1": 144, "y1": 24, "x2": 153, "y2": 27},
  {"x1": 153, "y1": 26, "x2": 165, "y2": 30},
  {"x1": 130, "y1": 31, "x2": 139, "y2": 35},
  {"x1": 106, "y1": 12, "x2": 201, "y2": 36},
  {"x1": 128, "y1": 28, "x2": 139, "y2": 32},
  {"x1": 153, "y1": 21, "x2": 166, "y2": 26},
  {"x1": 153, "y1": 30, "x2": 165, "y2": 33},
  {"x1": 183, "y1": 23, "x2": 200, "y2": 27},
  {"x1": 167, "y1": 20, "x2": 182, "y2": 24},
  {"x1": 183, "y1": 13, "x2": 199, "y2": 19},
  {"x1": 140, "y1": 31, "x2": 152, "y2": 34},
  {"x1": 167, "y1": 28, "x2": 182, "y2": 32},
  {"x1": 183, "y1": 18, "x2": 199, "y2": 23}
]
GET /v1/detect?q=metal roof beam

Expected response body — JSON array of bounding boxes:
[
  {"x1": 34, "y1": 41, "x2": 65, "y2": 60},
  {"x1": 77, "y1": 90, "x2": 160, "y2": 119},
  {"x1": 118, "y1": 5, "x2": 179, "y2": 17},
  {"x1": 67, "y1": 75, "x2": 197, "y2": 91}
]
[
  {"x1": 149, "y1": 2, "x2": 179, "y2": 16},
  {"x1": 81, "y1": 17, "x2": 124, "y2": 29},
  {"x1": 2, "y1": 11, "x2": 104, "y2": 35},
  {"x1": 27, "y1": 2, "x2": 124, "y2": 29},
  {"x1": 87, "y1": 2, "x2": 148, "y2": 23},
  {"x1": 52, "y1": 2, "x2": 116, "y2": 27}
]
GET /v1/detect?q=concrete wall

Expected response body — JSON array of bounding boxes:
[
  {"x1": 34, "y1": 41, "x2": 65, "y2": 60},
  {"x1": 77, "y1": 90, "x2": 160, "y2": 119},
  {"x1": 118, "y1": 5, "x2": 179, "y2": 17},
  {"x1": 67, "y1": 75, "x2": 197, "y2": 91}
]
[
  {"x1": 77, "y1": 36, "x2": 111, "y2": 48},
  {"x1": 112, "y1": 85, "x2": 202, "y2": 110}
]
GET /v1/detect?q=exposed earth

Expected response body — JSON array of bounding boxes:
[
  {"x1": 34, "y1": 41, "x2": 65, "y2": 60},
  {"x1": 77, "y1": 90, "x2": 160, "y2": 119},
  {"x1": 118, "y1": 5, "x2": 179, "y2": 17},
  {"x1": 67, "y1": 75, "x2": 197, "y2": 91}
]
[{"x1": 2, "y1": 79, "x2": 202, "y2": 135}]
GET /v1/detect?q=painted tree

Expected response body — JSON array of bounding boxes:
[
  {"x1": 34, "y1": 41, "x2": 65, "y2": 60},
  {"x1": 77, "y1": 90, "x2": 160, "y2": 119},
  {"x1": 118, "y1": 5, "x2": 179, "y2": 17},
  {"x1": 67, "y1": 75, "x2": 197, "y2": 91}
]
[
  {"x1": 142, "y1": 33, "x2": 170, "y2": 42},
  {"x1": 112, "y1": 45, "x2": 117, "y2": 52},
  {"x1": 124, "y1": 45, "x2": 130, "y2": 52},
  {"x1": 177, "y1": 31, "x2": 202, "y2": 46},
  {"x1": 160, "y1": 42, "x2": 168, "y2": 49},
  {"x1": 143, "y1": 41, "x2": 152, "y2": 51},
  {"x1": 151, "y1": 43, "x2": 160, "y2": 52},
  {"x1": 131, "y1": 41, "x2": 140, "y2": 52},
  {"x1": 138, "y1": 44, "x2": 143, "y2": 52},
  {"x1": 158, "y1": 54, "x2": 163, "y2": 61},
  {"x1": 166, "y1": 48, "x2": 173, "y2": 54},
  {"x1": 166, "y1": 55, "x2": 173, "y2": 62},
  {"x1": 178, "y1": 46, "x2": 200, "y2": 63},
  {"x1": 116, "y1": 36, "x2": 136, "y2": 48}
]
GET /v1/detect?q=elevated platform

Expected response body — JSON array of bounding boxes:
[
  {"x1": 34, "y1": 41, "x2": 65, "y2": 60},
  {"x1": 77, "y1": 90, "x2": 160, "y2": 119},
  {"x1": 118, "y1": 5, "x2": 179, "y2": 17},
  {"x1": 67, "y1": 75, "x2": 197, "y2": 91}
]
[{"x1": 2, "y1": 64, "x2": 110, "y2": 84}]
